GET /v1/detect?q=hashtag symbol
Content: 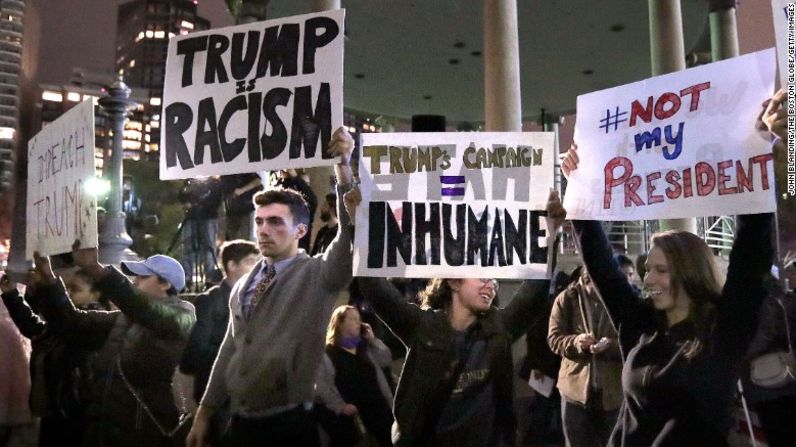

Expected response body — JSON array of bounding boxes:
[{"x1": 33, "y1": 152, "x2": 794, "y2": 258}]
[{"x1": 598, "y1": 107, "x2": 628, "y2": 133}]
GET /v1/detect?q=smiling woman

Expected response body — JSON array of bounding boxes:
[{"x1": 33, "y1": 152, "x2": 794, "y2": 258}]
[{"x1": 559, "y1": 137, "x2": 775, "y2": 446}]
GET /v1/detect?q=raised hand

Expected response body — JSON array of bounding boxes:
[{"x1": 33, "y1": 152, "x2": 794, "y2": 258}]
[
  {"x1": 328, "y1": 126, "x2": 355, "y2": 165},
  {"x1": 545, "y1": 189, "x2": 567, "y2": 235},
  {"x1": 561, "y1": 144, "x2": 580, "y2": 179}
]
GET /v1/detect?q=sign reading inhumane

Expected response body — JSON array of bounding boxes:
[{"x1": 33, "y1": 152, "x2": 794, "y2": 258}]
[
  {"x1": 563, "y1": 48, "x2": 777, "y2": 220},
  {"x1": 354, "y1": 132, "x2": 555, "y2": 279},
  {"x1": 26, "y1": 99, "x2": 97, "y2": 258},
  {"x1": 160, "y1": 9, "x2": 344, "y2": 180}
]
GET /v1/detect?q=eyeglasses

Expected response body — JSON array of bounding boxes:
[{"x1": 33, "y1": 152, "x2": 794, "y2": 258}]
[{"x1": 478, "y1": 278, "x2": 499, "y2": 291}]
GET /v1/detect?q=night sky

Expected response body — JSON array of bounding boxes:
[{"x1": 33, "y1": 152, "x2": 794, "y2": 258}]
[{"x1": 36, "y1": 0, "x2": 234, "y2": 85}]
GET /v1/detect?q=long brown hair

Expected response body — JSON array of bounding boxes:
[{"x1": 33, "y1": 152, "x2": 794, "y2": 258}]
[
  {"x1": 418, "y1": 278, "x2": 453, "y2": 310},
  {"x1": 325, "y1": 305, "x2": 358, "y2": 347},
  {"x1": 650, "y1": 230, "x2": 722, "y2": 346}
]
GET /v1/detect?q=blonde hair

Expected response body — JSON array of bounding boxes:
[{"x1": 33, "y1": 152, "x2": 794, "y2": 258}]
[{"x1": 325, "y1": 305, "x2": 358, "y2": 347}]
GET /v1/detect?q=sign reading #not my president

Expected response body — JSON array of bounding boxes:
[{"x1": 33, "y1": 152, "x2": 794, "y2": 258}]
[
  {"x1": 26, "y1": 99, "x2": 97, "y2": 259},
  {"x1": 160, "y1": 9, "x2": 344, "y2": 180},
  {"x1": 354, "y1": 133, "x2": 555, "y2": 279},
  {"x1": 563, "y1": 48, "x2": 777, "y2": 220}
]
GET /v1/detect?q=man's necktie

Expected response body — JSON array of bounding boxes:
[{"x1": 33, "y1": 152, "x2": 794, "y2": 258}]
[{"x1": 246, "y1": 264, "x2": 275, "y2": 319}]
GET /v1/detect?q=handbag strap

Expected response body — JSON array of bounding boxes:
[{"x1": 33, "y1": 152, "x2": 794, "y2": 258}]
[
  {"x1": 116, "y1": 356, "x2": 192, "y2": 437},
  {"x1": 417, "y1": 329, "x2": 477, "y2": 444},
  {"x1": 775, "y1": 297, "x2": 793, "y2": 354}
]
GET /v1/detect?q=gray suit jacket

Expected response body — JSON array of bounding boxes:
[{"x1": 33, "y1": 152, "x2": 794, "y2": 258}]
[{"x1": 201, "y1": 187, "x2": 354, "y2": 414}]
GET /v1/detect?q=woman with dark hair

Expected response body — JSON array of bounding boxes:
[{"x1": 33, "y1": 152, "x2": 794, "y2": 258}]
[
  {"x1": 315, "y1": 305, "x2": 394, "y2": 447},
  {"x1": 558, "y1": 141, "x2": 774, "y2": 446},
  {"x1": 356, "y1": 191, "x2": 565, "y2": 447}
]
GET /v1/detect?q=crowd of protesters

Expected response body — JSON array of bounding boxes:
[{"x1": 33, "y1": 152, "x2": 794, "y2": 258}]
[{"x1": 0, "y1": 89, "x2": 793, "y2": 447}]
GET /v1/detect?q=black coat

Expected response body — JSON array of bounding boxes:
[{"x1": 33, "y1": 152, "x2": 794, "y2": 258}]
[
  {"x1": 358, "y1": 277, "x2": 550, "y2": 447},
  {"x1": 573, "y1": 213, "x2": 773, "y2": 446},
  {"x1": 180, "y1": 281, "x2": 232, "y2": 402}
]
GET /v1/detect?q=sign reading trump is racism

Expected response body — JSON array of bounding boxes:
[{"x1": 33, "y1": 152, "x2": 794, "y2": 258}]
[
  {"x1": 563, "y1": 48, "x2": 777, "y2": 220},
  {"x1": 354, "y1": 132, "x2": 555, "y2": 279},
  {"x1": 160, "y1": 9, "x2": 344, "y2": 180},
  {"x1": 26, "y1": 99, "x2": 97, "y2": 259}
]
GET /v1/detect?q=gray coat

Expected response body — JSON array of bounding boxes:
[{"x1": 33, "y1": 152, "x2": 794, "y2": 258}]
[{"x1": 201, "y1": 189, "x2": 354, "y2": 414}]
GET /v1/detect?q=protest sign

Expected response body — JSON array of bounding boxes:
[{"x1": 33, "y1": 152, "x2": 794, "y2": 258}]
[
  {"x1": 160, "y1": 9, "x2": 344, "y2": 180},
  {"x1": 772, "y1": 0, "x2": 794, "y2": 88},
  {"x1": 353, "y1": 132, "x2": 555, "y2": 279},
  {"x1": 563, "y1": 48, "x2": 777, "y2": 220},
  {"x1": 26, "y1": 99, "x2": 97, "y2": 259}
]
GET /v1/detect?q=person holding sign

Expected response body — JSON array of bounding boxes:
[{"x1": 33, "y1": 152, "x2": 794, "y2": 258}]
[
  {"x1": 23, "y1": 244, "x2": 195, "y2": 447},
  {"x1": 557, "y1": 133, "x2": 775, "y2": 444},
  {"x1": 187, "y1": 127, "x2": 358, "y2": 447},
  {"x1": 355, "y1": 190, "x2": 566, "y2": 447}
]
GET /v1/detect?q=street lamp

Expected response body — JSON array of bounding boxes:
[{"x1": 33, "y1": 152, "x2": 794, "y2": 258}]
[{"x1": 97, "y1": 77, "x2": 139, "y2": 265}]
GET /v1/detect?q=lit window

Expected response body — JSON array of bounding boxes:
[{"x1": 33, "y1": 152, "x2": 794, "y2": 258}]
[
  {"x1": 180, "y1": 20, "x2": 194, "y2": 30},
  {"x1": 149, "y1": 120, "x2": 159, "y2": 128},
  {"x1": 145, "y1": 134, "x2": 151, "y2": 142},
  {"x1": 145, "y1": 124, "x2": 151, "y2": 132},
  {"x1": 122, "y1": 140, "x2": 140, "y2": 150},
  {"x1": 0, "y1": 127, "x2": 14, "y2": 140},
  {"x1": 42, "y1": 91, "x2": 63, "y2": 102},
  {"x1": 67, "y1": 92, "x2": 81, "y2": 102},
  {"x1": 129, "y1": 59, "x2": 135, "y2": 67},
  {"x1": 180, "y1": 30, "x2": 189, "y2": 36},
  {"x1": 136, "y1": 31, "x2": 145, "y2": 42},
  {"x1": 145, "y1": 30, "x2": 154, "y2": 38},
  {"x1": 152, "y1": 114, "x2": 160, "y2": 121},
  {"x1": 149, "y1": 143, "x2": 159, "y2": 151},
  {"x1": 123, "y1": 129, "x2": 142, "y2": 140},
  {"x1": 154, "y1": 31, "x2": 165, "y2": 39},
  {"x1": 149, "y1": 97, "x2": 161, "y2": 106}
]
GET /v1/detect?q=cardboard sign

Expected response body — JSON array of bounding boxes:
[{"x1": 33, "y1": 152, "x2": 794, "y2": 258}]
[
  {"x1": 160, "y1": 9, "x2": 345, "y2": 180},
  {"x1": 353, "y1": 132, "x2": 555, "y2": 279},
  {"x1": 563, "y1": 49, "x2": 777, "y2": 220},
  {"x1": 26, "y1": 99, "x2": 97, "y2": 258}
]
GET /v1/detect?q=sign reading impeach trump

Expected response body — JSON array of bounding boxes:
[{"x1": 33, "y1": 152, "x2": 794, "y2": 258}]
[
  {"x1": 354, "y1": 133, "x2": 555, "y2": 279},
  {"x1": 160, "y1": 9, "x2": 344, "y2": 180},
  {"x1": 26, "y1": 99, "x2": 97, "y2": 259},
  {"x1": 563, "y1": 48, "x2": 777, "y2": 220}
]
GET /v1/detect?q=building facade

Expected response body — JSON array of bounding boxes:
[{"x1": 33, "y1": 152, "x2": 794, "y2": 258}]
[{"x1": 115, "y1": 0, "x2": 209, "y2": 160}]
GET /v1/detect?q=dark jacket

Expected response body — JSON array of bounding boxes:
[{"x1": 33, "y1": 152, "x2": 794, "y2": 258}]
[
  {"x1": 358, "y1": 277, "x2": 550, "y2": 447},
  {"x1": 1, "y1": 288, "x2": 97, "y2": 432},
  {"x1": 38, "y1": 267, "x2": 196, "y2": 447},
  {"x1": 743, "y1": 291, "x2": 796, "y2": 403},
  {"x1": 573, "y1": 213, "x2": 773, "y2": 446},
  {"x1": 180, "y1": 280, "x2": 232, "y2": 402}
]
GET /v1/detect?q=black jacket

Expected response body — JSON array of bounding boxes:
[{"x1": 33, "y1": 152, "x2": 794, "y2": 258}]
[
  {"x1": 573, "y1": 213, "x2": 773, "y2": 446},
  {"x1": 180, "y1": 280, "x2": 232, "y2": 402},
  {"x1": 358, "y1": 277, "x2": 550, "y2": 447}
]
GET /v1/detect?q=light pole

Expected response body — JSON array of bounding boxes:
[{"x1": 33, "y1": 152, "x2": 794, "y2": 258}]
[{"x1": 97, "y1": 77, "x2": 139, "y2": 265}]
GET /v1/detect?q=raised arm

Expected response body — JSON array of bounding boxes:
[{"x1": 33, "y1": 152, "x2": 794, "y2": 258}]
[
  {"x1": 714, "y1": 212, "x2": 774, "y2": 357},
  {"x1": 95, "y1": 267, "x2": 195, "y2": 340},
  {"x1": 356, "y1": 277, "x2": 425, "y2": 346},
  {"x1": 1, "y1": 287, "x2": 47, "y2": 339},
  {"x1": 561, "y1": 146, "x2": 652, "y2": 353},
  {"x1": 319, "y1": 127, "x2": 356, "y2": 292},
  {"x1": 500, "y1": 191, "x2": 561, "y2": 340}
]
